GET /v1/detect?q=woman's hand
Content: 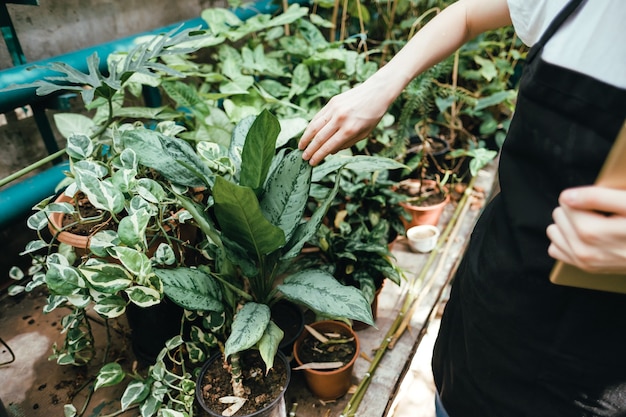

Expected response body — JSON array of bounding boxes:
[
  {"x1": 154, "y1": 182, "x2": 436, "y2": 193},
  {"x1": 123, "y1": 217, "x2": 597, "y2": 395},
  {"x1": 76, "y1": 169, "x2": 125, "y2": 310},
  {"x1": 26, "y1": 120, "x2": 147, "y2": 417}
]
[
  {"x1": 298, "y1": 81, "x2": 391, "y2": 166},
  {"x1": 547, "y1": 186, "x2": 626, "y2": 274}
]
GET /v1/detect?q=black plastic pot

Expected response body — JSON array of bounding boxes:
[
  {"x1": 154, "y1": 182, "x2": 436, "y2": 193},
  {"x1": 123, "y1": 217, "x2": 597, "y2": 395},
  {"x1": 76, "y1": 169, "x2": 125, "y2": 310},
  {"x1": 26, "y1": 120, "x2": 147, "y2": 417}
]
[
  {"x1": 125, "y1": 297, "x2": 185, "y2": 365},
  {"x1": 270, "y1": 299, "x2": 305, "y2": 357},
  {"x1": 195, "y1": 350, "x2": 291, "y2": 417}
]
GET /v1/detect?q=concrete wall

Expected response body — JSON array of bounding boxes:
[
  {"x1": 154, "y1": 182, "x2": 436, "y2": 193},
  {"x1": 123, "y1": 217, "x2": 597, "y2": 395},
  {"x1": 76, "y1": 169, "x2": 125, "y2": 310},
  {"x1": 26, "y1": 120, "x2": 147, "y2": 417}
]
[{"x1": 1, "y1": 0, "x2": 221, "y2": 68}]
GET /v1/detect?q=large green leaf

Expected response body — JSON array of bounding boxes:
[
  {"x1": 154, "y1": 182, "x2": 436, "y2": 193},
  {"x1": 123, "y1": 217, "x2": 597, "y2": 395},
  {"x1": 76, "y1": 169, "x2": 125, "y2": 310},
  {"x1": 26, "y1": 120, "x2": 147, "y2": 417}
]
[
  {"x1": 258, "y1": 321, "x2": 283, "y2": 373},
  {"x1": 213, "y1": 176, "x2": 285, "y2": 256},
  {"x1": 155, "y1": 267, "x2": 223, "y2": 312},
  {"x1": 121, "y1": 129, "x2": 213, "y2": 187},
  {"x1": 260, "y1": 149, "x2": 311, "y2": 243},
  {"x1": 239, "y1": 109, "x2": 280, "y2": 192},
  {"x1": 224, "y1": 302, "x2": 270, "y2": 358},
  {"x1": 278, "y1": 270, "x2": 374, "y2": 325},
  {"x1": 312, "y1": 154, "x2": 407, "y2": 182},
  {"x1": 282, "y1": 169, "x2": 340, "y2": 260}
]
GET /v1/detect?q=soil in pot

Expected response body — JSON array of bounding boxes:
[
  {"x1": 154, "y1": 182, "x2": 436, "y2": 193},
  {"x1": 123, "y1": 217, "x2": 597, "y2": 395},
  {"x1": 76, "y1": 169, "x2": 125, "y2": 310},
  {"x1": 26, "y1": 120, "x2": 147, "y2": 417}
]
[
  {"x1": 197, "y1": 350, "x2": 290, "y2": 417},
  {"x1": 397, "y1": 179, "x2": 449, "y2": 227}
]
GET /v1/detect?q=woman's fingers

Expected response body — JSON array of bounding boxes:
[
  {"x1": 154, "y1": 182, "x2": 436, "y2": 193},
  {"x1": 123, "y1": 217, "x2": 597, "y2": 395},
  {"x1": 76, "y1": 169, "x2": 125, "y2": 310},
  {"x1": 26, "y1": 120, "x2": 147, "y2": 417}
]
[{"x1": 547, "y1": 186, "x2": 626, "y2": 274}]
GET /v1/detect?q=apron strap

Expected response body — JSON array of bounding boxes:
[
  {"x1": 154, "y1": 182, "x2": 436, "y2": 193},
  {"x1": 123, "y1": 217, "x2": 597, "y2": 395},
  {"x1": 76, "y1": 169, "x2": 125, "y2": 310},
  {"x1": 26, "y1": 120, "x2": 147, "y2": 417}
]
[{"x1": 526, "y1": 0, "x2": 586, "y2": 61}]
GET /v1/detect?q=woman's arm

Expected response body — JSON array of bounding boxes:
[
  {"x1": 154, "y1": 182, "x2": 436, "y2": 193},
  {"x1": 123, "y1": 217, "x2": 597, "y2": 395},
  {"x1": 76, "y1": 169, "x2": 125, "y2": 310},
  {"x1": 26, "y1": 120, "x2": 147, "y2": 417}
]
[
  {"x1": 298, "y1": 0, "x2": 512, "y2": 166},
  {"x1": 547, "y1": 186, "x2": 626, "y2": 274}
]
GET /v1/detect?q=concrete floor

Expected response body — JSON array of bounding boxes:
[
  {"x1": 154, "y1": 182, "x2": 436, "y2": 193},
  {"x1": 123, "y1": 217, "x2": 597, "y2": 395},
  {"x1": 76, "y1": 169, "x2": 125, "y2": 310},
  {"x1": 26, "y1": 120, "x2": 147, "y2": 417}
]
[{"x1": 0, "y1": 286, "x2": 447, "y2": 417}]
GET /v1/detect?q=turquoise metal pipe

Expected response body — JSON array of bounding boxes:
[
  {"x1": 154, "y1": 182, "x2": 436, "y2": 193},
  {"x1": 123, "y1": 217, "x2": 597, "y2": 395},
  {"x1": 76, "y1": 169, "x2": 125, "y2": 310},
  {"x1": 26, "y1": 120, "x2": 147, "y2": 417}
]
[{"x1": 0, "y1": 162, "x2": 69, "y2": 228}]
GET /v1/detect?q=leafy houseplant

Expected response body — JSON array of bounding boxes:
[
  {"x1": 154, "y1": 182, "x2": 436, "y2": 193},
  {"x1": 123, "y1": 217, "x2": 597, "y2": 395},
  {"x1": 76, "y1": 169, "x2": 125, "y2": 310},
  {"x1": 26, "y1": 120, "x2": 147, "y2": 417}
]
[
  {"x1": 300, "y1": 162, "x2": 407, "y2": 325},
  {"x1": 152, "y1": 110, "x2": 377, "y2": 416}
]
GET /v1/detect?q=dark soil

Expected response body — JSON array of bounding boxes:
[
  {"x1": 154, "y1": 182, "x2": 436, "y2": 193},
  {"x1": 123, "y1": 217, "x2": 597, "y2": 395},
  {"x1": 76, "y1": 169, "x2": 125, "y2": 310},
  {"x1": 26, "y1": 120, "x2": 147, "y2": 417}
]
[
  {"x1": 296, "y1": 331, "x2": 356, "y2": 369},
  {"x1": 198, "y1": 351, "x2": 288, "y2": 416},
  {"x1": 60, "y1": 194, "x2": 117, "y2": 236},
  {"x1": 397, "y1": 180, "x2": 447, "y2": 207}
]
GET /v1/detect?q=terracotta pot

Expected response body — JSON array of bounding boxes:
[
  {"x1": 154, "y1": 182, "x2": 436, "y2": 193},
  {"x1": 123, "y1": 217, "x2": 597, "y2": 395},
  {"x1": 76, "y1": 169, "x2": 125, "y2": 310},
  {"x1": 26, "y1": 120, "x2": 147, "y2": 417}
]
[
  {"x1": 397, "y1": 179, "x2": 449, "y2": 227},
  {"x1": 48, "y1": 193, "x2": 91, "y2": 251},
  {"x1": 195, "y1": 350, "x2": 291, "y2": 417},
  {"x1": 47, "y1": 193, "x2": 198, "y2": 258},
  {"x1": 293, "y1": 320, "x2": 359, "y2": 400}
]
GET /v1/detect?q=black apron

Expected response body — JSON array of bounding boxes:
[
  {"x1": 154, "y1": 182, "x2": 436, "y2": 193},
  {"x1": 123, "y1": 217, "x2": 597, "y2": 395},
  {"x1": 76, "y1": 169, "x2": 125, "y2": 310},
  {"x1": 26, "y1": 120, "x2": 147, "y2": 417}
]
[{"x1": 432, "y1": 1, "x2": 626, "y2": 416}]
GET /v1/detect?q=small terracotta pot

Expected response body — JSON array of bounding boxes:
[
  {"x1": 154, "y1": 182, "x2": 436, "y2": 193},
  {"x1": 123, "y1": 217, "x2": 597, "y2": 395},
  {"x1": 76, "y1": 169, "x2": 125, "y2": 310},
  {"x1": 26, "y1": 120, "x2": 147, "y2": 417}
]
[
  {"x1": 398, "y1": 179, "x2": 449, "y2": 227},
  {"x1": 293, "y1": 320, "x2": 360, "y2": 400},
  {"x1": 48, "y1": 193, "x2": 91, "y2": 251}
]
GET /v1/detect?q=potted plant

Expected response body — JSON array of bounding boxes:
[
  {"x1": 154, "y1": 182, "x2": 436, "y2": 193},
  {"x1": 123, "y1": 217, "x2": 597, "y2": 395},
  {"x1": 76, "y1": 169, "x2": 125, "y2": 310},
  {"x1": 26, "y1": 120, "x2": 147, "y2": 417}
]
[
  {"x1": 297, "y1": 159, "x2": 407, "y2": 329},
  {"x1": 292, "y1": 320, "x2": 360, "y2": 400},
  {"x1": 149, "y1": 110, "x2": 379, "y2": 416}
]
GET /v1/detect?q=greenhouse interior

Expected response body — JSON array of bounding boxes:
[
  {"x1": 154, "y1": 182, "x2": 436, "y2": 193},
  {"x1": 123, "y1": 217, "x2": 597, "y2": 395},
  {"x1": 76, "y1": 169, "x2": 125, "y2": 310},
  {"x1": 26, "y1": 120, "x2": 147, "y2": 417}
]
[{"x1": 4, "y1": 0, "x2": 619, "y2": 417}]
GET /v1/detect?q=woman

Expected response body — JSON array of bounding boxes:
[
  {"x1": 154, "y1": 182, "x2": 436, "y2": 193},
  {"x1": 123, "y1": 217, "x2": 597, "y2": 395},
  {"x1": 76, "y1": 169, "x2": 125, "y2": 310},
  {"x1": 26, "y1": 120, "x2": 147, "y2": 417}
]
[{"x1": 298, "y1": 0, "x2": 626, "y2": 415}]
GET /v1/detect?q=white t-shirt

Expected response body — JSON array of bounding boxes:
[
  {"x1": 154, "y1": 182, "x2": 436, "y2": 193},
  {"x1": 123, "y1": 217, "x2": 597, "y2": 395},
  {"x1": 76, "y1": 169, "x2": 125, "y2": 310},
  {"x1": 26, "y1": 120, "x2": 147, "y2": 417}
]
[{"x1": 507, "y1": 0, "x2": 626, "y2": 88}]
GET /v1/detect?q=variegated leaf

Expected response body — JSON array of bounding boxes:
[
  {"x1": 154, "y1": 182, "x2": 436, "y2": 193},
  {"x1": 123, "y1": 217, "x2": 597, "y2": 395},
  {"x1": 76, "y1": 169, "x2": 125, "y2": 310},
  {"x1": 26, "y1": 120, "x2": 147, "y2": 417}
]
[
  {"x1": 80, "y1": 263, "x2": 133, "y2": 294},
  {"x1": 258, "y1": 321, "x2": 283, "y2": 373},
  {"x1": 155, "y1": 267, "x2": 223, "y2": 312},
  {"x1": 93, "y1": 295, "x2": 127, "y2": 318},
  {"x1": 278, "y1": 270, "x2": 374, "y2": 325},
  {"x1": 94, "y1": 363, "x2": 125, "y2": 391},
  {"x1": 125, "y1": 286, "x2": 161, "y2": 308},
  {"x1": 225, "y1": 302, "x2": 270, "y2": 358},
  {"x1": 260, "y1": 149, "x2": 311, "y2": 244},
  {"x1": 66, "y1": 133, "x2": 93, "y2": 160},
  {"x1": 117, "y1": 209, "x2": 150, "y2": 247},
  {"x1": 121, "y1": 380, "x2": 150, "y2": 411}
]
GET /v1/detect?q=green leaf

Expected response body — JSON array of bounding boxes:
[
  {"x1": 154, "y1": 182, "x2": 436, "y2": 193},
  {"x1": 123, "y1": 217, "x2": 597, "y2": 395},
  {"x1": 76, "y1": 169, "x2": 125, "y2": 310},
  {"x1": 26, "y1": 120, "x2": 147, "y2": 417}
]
[
  {"x1": 121, "y1": 129, "x2": 213, "y2": 188},
  {"x1": 94, "y1": 363, "x2": 125, "y2": 391},
  {"x1": 125, "y1": 286, "x2": 161, "y2": 308},
  {"x1": 45, "y1": 264, "x2": 83, "y2": 295},
  {"x1": 93, "y1": 295, "x2": 127, "y2": 318},
  {"x1": 239, "y1": 109, "x2": 281, "y2": 192},
  {"x1": 258, "y1": 321, "x2": 283, "y2": 372},
  {"x1": 213, "y1": 176, "x2": 285, "y2": 256},
  {"x1": 66, "y1": 133, "x2": 94, "y2": 159},
  {"x1": 474, "y1": 55, "x2": 497, "y2": 82},
  {"x1": 282, "y1": 170, "x2": 340, "y2": 260},
  {"x1": 80, "y1": 263, "x2": 133, "y2": 294},
  {"x1": 312, "y1": 155, "x2": 407, "y2": 182},
  {"x1": 117, "y1": 209, "x2": 150, "y2": 247},
  {"x1": 225, "y1": 302, "x2": 270, "y2": 358},
  {"x1": 155, "y1": 267, "x2": 224, "y2": 312},
  {"x1": 278, "y1": 270, "x2": 374, "y2": 325},
  {"x1": 121, "y1": 380, "x2": 151, "y2": 411},
  {"x1": 139, "y1": 394, "x2": 161, "y2": 417},
  {"x1": 260, "y1": 149, "x2": 311, "y2": 243}
]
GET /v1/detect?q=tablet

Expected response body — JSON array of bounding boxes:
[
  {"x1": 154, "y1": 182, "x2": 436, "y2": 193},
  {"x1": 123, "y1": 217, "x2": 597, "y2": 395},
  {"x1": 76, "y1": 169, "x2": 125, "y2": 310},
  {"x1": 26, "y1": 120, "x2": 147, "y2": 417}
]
[{"x1": 549, "y1": 119, "x2": 626, "y2": 293}]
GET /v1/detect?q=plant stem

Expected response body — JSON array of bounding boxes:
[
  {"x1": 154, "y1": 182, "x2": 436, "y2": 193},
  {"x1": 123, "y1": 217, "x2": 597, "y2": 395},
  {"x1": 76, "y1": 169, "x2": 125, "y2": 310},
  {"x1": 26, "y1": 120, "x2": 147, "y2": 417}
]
[{"x1": 0, "y1": 148, "x2": 67, "y2": 187}]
